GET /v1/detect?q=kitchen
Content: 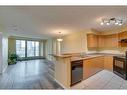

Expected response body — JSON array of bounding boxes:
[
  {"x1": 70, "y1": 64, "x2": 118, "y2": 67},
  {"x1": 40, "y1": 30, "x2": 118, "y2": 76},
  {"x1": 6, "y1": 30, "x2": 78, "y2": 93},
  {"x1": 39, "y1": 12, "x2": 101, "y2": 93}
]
[
  {"x1": 51, "y1": 29, "x2": 127, "y2": 89},
  {"x1": 1, "y1": 1, "x2": 127, "y2": 95},
  {"x1": 1, "y1": 6, "x2": 127, "y2": 90}
]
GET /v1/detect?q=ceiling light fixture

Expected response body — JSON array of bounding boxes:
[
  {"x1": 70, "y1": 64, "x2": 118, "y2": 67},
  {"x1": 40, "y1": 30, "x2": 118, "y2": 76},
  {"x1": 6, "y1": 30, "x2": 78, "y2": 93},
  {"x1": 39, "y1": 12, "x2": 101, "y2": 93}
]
[
  {"x1": 106, "y1": 22, "x2": 110, "y2": 25},
  {"x1": 57, "y1": 38, "x2": 63, "y2": 42},
  {"x1": 57, "y1": 32, "x2": 63, "y2": 42},
  {"x1": 118, "y1": 20, "x2": 123, "y2": 26},
  {"x1": 100, "y1": 22, "x2": 104, "y2": 25},
  {"x1": 100, "y1": 18, "x2": 123, "y2": 26}
]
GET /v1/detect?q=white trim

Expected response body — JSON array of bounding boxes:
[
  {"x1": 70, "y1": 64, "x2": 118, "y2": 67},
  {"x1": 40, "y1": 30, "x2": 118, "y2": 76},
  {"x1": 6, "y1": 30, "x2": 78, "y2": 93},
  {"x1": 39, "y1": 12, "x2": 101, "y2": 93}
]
[
  {"x1": 48, "y1": 74, "x2": 66, "y2": 89},
  {"x1": 2, "y1": 65, "x2": 8, "y2": 73},
  {"x1": 0, "y1": 32, "x2": 3, "y2": 74},
  {"x1": 53, "y1": 78, "x2": 67, "y2": 89}
]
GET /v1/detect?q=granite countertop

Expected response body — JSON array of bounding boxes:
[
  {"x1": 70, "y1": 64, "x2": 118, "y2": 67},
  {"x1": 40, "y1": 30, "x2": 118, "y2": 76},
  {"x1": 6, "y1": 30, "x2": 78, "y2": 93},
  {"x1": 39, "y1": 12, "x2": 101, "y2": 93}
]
[
  {"x1": 49, "y1": 53, "x2": 124, "y2": 61},
  {"x1": 49, "y1": 54, "x2": 72, "y2": 58},
  {"x1": 71, "y1": 54, "x2": 103, "y2": 61},
  {"x1": 70, "y1": 53, "x2": 124, "y2": 62}
]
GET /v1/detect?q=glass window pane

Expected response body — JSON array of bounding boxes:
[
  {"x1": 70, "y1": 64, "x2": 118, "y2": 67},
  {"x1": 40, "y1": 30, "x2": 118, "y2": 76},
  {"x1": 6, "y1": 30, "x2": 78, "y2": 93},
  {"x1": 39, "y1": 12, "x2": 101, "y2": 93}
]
[
  {"x1": 16, "y1": 40, "x2": 25, "y2": 57},
  {"x1": 27, "y1": 41, "x2": 34, "y2": 57},
  {"x1": 16, "y1": 40, "x2": 40, "y2": 58},
  {"x1": 27, "y1": 41, "x2": 39, "y2": 57},
  {"x1": 35, "y1": 42, "x2": 39, "y2": 56}
]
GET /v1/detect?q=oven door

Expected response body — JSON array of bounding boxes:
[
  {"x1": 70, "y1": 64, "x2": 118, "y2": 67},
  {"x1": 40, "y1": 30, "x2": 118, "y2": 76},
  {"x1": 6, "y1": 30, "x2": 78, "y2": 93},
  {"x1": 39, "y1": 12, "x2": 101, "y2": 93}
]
[{"x1": 113, "y1": 57, "x2": 127, "y2": 79}]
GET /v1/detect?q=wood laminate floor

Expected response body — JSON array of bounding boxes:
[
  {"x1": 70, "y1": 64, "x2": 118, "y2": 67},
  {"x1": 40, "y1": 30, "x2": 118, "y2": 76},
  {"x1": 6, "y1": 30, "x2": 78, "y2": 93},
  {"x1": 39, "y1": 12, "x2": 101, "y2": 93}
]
[{"x1": 0, "y1": 59, "x2": 63, "y2": 89}]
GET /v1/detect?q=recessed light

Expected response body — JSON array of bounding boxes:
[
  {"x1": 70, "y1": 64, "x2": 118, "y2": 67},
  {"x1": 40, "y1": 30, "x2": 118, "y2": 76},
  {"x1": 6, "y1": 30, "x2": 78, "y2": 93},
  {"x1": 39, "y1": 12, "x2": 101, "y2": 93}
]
[
  {"x1": 106, "y1": 22, "x2": 110, "y2": 25},
  {"x1": 118, "y1": 23, "x2": 122, "y2": 26},
  {"x1": 100, "y1": 22, "x2": 104, "y2": 25},
  {"x1": 115, "y1": 22, "x2": 118, "y2": 25}
]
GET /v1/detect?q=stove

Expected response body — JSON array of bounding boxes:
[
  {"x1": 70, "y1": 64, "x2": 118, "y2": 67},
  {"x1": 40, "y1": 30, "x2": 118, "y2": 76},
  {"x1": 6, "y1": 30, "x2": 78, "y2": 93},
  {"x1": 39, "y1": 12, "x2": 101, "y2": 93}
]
[{"x1": 113, "y1": 54, "x2": 127, "y2": 80}]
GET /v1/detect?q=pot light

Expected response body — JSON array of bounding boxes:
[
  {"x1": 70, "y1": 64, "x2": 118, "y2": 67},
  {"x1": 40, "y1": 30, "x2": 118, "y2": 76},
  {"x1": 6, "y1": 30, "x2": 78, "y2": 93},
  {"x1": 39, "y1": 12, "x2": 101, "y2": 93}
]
[
  {"x1": 118, "y1": 20, "x2": 123, "y2": 26},
  {"x1": 100, "y1": 22, "x2": 104, "y2": 25},
  {"x1": 115, "y1": 21, "x2": 119, "y2": 25},
  {"x1": 118, "y1": 22, "x2": 122, "y2": 26},
  {"x1": 106, "y1": 22, "x2": 110, "y2": 25}
]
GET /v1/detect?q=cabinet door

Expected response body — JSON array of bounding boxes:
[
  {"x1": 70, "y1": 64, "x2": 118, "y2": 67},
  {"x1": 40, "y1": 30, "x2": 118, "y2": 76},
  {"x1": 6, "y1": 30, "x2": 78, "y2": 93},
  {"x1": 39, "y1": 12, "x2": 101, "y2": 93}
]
[
  {"x1": 98, "y1": 35, "x2": 105, "y2": 48},
  {"x1": 83, "y1": 57, "x2": 104, "y2": 79},
  {"x1": 104, "y1": 56, "x2": 113, "y2": 71},
  {"x1": 94, "y1": 56, "x2": 104, "y2": 72},
  {"x1": 118, "y1": 31, "x2": 127, "y2": 47},
  {"x1": 105, "y1": 34, "x2": 118, "y2": 48},
  {"x1": 118, "y1": 31, "x2": 127, "y2": 40},
  {"x1": 87, "y1": 34, "x2": 98, "y2": 48},
  {"x1": 83, "y1": 59, "x2": 95, "y2": 79}
]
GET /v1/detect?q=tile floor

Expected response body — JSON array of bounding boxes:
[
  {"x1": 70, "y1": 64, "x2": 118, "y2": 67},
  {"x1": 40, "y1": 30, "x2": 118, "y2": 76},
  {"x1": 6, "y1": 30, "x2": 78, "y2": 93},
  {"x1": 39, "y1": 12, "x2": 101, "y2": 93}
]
[{"x1": 71, "y1": 70, "x2": 127, "y2": 89}]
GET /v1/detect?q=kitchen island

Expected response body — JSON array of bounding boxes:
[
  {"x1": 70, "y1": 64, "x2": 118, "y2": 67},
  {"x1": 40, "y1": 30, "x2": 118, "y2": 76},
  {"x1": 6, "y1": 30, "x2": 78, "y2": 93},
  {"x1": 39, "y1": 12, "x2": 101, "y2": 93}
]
[
  {"x1": 51, "y1": 53, "x2": 123, "y2": 88},
  {"x1": 51, "y1": 54, "x2": 72, "y2": 88}
]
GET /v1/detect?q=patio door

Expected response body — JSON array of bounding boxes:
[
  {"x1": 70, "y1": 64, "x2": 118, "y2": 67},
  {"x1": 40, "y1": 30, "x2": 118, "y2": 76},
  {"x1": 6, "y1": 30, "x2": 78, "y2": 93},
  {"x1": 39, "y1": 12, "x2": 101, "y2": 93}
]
[
  {"x1": 27, "y1": 41, "x2": 39, "y2": 57},
  {"x1": 16, "y1": 40, "x2": 40, "y2": 58}
]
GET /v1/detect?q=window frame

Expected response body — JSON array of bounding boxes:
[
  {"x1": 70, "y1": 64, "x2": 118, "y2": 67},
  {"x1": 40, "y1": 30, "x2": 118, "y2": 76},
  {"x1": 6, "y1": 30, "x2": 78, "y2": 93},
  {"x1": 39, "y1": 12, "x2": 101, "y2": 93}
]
[
  {"x1": 16, "y1": 40, "x2": 26, "y2": 58},
  {"x1": 16, "y1": 39, "x2": 40, "y2": 58}
]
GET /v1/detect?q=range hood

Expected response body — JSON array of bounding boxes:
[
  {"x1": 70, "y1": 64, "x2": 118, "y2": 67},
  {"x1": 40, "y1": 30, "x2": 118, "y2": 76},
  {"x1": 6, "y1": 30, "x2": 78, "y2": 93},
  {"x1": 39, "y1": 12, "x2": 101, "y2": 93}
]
[{"x1": 120, "y1": 39, "x2": 127, "y2": 42}]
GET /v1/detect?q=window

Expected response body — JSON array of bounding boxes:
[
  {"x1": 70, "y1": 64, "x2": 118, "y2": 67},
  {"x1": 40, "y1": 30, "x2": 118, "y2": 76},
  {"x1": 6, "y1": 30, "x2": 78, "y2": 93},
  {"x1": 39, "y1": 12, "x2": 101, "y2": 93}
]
[
  {"x1": 35, "y1": 42, "x2": 39, "y2": 56},
  {"x1": 16, "y1": 40, "x2": 40, "y2": 58},
  {"x1": 27, "y1": 41, "x2": 39, "y2": 57},
  {"x1": 16, "y1": 40, "x2": 25, "y2": 57},
  {"x1": 27, "y1": 41, "x2": 35, "y2": 57}
]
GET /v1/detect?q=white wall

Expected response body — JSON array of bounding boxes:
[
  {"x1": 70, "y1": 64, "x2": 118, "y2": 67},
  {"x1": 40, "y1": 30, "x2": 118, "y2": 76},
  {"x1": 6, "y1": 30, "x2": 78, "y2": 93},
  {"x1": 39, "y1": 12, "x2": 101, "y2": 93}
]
[
  {"x1": 0, "y1": 32, "x2": 8, "y2": 74},
  {"x1": 61, "y1": 31, "x2": 90, "y2": 54},
  {"x1": 48, "y1": 30, "x2": 95, "y2": 55},
  {"x1": 0, "y1": 33, "x2": 2, "y2": 73},
  {"x1": 45, "y1": 38, "x2": 53, "y2": 60},
  {"x1": 45, "y1": 30, "x2": 96, "y2": 60},
  {"x1": 40, "y1": 41, "x2": 43, "y2": 56},
  {"x1": 2, "y1": 34, "x2": 8, "y2": 72}
]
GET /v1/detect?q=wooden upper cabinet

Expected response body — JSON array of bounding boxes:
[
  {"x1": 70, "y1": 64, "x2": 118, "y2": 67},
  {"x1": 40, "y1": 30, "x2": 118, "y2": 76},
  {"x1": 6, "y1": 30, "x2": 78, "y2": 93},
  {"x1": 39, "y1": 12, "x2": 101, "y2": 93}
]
[
  {"x1": 98, "y1": 35, "x2": 105, "y2": 48},
  {"x1": 118, "y1": 31, "x2": 127, "y2": 40},
  {"x1": 87, "y1": 33, "x2": 119, "y2": 48},
  {"x1": 104, "y1": 34, "x2": 119, "y2": 48},
  {"x1": 118, "y1": 31, "x2": 127, "y2": 47},
  {"x1": 87, "y1": 34, "x2": 98, "y2": 48}
]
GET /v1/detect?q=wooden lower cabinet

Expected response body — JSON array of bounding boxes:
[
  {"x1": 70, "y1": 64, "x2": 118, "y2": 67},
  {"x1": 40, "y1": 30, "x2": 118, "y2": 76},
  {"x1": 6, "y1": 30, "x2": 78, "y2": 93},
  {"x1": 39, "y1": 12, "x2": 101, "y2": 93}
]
[
  {"x1": 83, "y1": 59, "x2": 94, "y2": 79},
  {"x1": 104, "y1": 56, "x2": 113, "y2": 71},
  {"x1": 83, "y1": 56, "x2": 113, "y2": 79},
  {"x1": 83, "y1": 56, "x2": 104, "y2": 79}
]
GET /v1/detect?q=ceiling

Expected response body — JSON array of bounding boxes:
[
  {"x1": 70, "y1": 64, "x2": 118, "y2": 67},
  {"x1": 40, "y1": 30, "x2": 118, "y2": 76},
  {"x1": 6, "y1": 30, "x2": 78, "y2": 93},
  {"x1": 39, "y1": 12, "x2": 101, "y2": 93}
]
[{"x1": 0, "y1": 6, "x2": 127, "y2": 39}]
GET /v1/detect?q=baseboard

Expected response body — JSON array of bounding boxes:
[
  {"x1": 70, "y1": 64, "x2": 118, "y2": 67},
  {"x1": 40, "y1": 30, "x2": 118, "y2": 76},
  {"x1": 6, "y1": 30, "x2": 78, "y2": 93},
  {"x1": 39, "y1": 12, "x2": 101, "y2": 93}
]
[
  {"x1": 53, "y1": 78, "x2": 67, "y2": 89},
  {"x1": 2, "y1": 65, "x2": 8, "y2": 73},
  {"x1": 48, "y1": 74, "x2": 66, "y2": 89}
]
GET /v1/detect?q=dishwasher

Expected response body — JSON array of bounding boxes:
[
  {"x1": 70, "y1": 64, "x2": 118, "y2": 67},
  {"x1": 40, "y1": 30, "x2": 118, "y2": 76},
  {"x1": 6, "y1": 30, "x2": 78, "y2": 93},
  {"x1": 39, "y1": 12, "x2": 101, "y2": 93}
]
[{"x1": 71, "y1": 60, "x2": 83, "y2": 86}]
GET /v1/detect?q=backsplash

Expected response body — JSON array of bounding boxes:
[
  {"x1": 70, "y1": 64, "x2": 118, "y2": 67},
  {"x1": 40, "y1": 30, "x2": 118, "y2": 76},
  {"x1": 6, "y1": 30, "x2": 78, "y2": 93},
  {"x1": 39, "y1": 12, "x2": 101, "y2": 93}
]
[
  {"x1": 98, "y1": 50, "x2": 124, "y2": 54},
  {"x1": 87, "y1": 48, "x2": 127, "y2": 55},
  {"x1": 87, "y1": 46, "x2": 127, "y2": 54},
  {"x1": 86, "y1": 51, "x2": 98, "y2": 54},
  {"x1": 119, "y1": 47, "x2": 127, "y2": 53}
]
